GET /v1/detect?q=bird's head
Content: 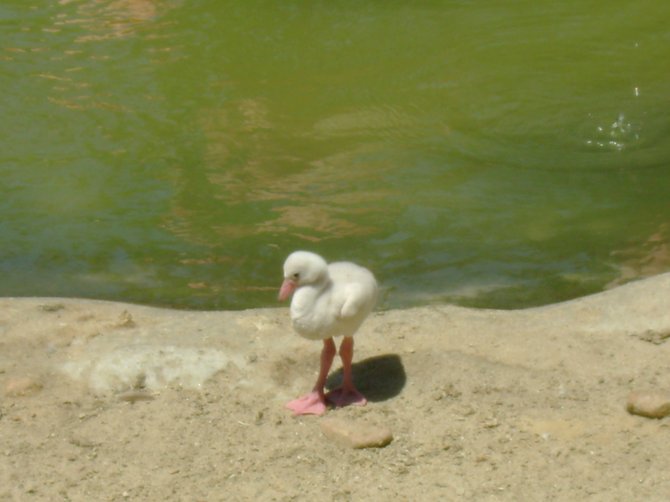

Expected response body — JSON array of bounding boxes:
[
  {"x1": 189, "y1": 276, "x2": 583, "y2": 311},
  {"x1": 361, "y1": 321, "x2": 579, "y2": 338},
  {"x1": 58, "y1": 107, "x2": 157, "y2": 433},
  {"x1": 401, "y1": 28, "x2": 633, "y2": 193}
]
[{"x1": 278, "y1": 251, "x2": 328, "y2": 301}]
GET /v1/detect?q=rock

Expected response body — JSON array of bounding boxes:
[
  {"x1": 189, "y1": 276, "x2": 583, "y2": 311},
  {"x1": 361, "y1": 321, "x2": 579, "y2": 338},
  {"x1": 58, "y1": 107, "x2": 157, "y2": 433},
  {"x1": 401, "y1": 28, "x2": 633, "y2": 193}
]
[
  {"x1": 626, "y1": 391, "x2": 670, "y2": 419},
  {"x1": 319, "y1": 417, "x2": 393, "y2": 449},
  {"x1": 38, "y1": 303, "x2": 65, "y2": 313},
  {"x1": 118, "y1": 390, "x2": 155, "y2": 403},
  {"x1": 635, "y1": 329, "x2": 670, "y2": 345},
  {"x1": 4, "y1": 377, "x2": 44, "y2": 397},
  {"x1": 116, "y1": 310, "x2": 136, "y2": 328}
]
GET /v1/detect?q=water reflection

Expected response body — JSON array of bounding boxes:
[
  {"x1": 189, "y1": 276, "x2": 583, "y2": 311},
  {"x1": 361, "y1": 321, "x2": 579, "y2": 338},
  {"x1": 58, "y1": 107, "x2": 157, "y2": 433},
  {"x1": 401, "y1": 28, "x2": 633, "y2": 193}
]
[
  {"x1": 311, "y1": 106, "x2": 417, "y2": 140},
  {"x1": 33, "y1": 0, "x2": 176, "y2": 114},
  {"x1": 608, "y1": 223, "x2": 670, "y2": 288},
  {"x1": 165, "y1": 94, "x2": 395, "y2": 248},
  {"x1": 56, "y1": 0, "x2": 161, "y2": 41},
  {"x1": 585, "y1": 112, "x2": 642, "y2": 152}
]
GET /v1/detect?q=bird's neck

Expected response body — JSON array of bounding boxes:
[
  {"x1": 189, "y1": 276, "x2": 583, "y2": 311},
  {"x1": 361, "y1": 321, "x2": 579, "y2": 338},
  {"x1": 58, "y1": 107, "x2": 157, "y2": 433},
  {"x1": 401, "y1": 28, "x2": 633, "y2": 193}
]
[{"x1": 291, "y1": 277, "x2": 331, "y2": 317}]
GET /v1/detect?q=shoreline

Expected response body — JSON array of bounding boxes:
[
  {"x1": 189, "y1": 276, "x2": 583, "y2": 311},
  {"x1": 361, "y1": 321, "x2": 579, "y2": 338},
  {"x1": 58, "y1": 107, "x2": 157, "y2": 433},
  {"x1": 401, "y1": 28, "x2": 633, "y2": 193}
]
[{"x1": 2, "y1": 272, "x2": 670, "y2": 500}]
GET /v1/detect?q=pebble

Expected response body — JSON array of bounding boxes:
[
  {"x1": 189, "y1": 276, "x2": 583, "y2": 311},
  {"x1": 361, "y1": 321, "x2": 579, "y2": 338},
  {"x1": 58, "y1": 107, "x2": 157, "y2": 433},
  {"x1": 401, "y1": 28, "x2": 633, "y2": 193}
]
[
  {"x1": 4, "y1": 377, "x2": 43, "y2": 397},
  {"x1": 116, "y1": 310, "x2": 136, "y2": 329},
  {"x1": 635, "y1": 329, "x2": 670, "y2": 345},
  {"x1": 319, "y1": 417, "x2": 393, "y2": 449},
  {"x1": 118, "y1": 390, "x2": 155, "y2": 403},
  {"x1": 38, "y1": 303, "x2": 65, "y2": 313},
  {"x1": 626, "y1": 391, "x2": 670, "y2": 419}
]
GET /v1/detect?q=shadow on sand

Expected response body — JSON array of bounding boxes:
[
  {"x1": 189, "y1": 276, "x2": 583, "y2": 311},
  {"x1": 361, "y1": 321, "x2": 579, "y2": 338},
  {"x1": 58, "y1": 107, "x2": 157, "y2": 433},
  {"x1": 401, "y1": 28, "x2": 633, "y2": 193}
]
[{"x1": 326, "y1": 353, "x2": 406, "y2": 402}]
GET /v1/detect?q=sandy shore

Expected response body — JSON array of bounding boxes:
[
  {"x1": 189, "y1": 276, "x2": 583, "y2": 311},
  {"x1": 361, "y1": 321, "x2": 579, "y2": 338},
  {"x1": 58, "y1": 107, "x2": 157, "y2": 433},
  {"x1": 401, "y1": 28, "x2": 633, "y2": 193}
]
[{"x1": 2, "y1": 273, "x2": 670, "y2": 501}]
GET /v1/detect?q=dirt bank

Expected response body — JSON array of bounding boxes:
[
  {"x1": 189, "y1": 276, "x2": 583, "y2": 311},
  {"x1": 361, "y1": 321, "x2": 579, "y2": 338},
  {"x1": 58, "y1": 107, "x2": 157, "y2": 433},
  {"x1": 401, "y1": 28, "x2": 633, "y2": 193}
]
[{"x1": 1, "y1": 273, "x2": 670, "y2": 501}]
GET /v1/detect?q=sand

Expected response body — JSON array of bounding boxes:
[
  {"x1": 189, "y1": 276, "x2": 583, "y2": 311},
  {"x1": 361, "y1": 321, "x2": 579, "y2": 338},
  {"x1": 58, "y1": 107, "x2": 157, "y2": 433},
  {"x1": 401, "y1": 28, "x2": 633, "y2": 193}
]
[{"x1": 2, "y1": 273, "x2": 670, "y2": 501}]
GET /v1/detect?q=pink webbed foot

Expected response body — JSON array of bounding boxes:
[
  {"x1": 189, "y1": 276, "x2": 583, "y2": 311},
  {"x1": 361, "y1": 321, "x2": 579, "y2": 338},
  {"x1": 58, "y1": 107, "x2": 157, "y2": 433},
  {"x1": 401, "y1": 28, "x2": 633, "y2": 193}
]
[
  {"x1": 326, "y1": 387, "x2": 367, "y2": 408},
  {"x1": 286, "y1": 391, "x2": 328, "y2": 416}
]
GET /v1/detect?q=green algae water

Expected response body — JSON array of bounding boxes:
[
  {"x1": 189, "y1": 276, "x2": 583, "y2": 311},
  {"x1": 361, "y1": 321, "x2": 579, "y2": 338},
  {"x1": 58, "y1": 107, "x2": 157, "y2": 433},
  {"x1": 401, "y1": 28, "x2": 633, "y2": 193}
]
[{"x1": 1, "y1": 1, "x2": 669, "y2": 310}]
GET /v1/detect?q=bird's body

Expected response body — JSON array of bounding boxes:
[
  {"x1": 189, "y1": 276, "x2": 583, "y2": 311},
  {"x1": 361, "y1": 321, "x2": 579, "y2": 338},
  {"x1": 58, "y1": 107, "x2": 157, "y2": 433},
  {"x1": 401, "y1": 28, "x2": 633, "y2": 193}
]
[
  {"x1": 288, "y1": 261, "x2": 377, "y2": 340},
  {"x1": 278, "y1": 251, "x2": 377, "y2": 416}
]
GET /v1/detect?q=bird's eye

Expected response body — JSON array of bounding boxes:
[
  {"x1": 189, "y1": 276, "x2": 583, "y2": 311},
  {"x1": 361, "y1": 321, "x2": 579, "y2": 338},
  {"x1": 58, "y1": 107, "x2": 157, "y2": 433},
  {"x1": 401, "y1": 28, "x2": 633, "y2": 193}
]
[{"x1": 292, "y1": 272, "x2": 300, "y2": 280}]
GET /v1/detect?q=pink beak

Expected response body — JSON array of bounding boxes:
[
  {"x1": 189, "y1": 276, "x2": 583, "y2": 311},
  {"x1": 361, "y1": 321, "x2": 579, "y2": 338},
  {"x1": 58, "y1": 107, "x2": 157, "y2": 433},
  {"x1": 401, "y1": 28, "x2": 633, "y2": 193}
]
[{"x1": 278, "y1": 278, "x2": 297, "y2": 301}]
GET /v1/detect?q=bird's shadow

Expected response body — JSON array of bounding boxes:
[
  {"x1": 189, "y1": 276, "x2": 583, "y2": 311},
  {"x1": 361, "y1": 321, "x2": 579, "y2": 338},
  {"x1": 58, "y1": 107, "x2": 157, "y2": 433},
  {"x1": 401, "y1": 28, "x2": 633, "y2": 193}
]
[{"x1": 326, "y1": 353, "x2": 406, "y2": 402}]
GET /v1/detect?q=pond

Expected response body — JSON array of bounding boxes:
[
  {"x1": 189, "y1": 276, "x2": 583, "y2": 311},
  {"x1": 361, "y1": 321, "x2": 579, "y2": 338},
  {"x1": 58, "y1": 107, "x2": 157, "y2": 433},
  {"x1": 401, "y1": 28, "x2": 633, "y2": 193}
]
[{"x1": 1, "y1": 0, "x2": 669, "y2": 310}]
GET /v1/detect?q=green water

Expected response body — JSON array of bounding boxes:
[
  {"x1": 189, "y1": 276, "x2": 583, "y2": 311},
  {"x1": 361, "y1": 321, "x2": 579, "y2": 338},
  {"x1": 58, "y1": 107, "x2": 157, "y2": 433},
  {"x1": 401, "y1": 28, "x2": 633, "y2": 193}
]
[{"x1": 2, "y1": 1, "x2": 669, "y2": 310}]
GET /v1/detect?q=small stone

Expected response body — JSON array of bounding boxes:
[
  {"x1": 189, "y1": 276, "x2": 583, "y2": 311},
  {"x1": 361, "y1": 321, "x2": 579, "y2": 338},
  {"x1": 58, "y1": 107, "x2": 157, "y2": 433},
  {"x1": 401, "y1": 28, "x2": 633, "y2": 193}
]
[
  {"x1": 635, "y1": 329, "x2": 670, "y2": 345},
  {"x1": 69, "y1": 436, "x2": 98, "y2": 449},
  {"x1": 626, "y1": 391, "x2": 670, "y2": 419},
  {"x1": 482, "y1": 417, "x2": 500, "y2": 429},
  {"x1": 319, "y1": 417, "x2": 393, "y2": 449},
  {"x1": 38, "y1": 303, "x2": 65, "y2": 313},
  {"x1": 4, "y1": 377, "x2": 43, "y2": 397},
  {"x1": 116, "y1": 310, "x2": 136, "y2": 328},
  {"x1": 118, "y1": 390, "x2": 154, "y2": 403}
]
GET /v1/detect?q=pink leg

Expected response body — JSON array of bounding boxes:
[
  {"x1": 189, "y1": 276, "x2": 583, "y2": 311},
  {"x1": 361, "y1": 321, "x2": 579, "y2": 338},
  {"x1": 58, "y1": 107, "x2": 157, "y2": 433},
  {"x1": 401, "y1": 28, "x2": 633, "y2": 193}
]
[
  {"x1": 326, "y1": 336, "x2": 367, "y2": 408},
  {"x1": 286, "y1": 338, "x2": 336, "y2": 416}
]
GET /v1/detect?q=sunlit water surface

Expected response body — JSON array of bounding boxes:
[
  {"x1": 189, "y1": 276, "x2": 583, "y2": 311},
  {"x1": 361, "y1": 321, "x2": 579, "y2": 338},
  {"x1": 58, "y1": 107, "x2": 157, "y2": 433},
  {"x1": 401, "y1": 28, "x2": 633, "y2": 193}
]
[{"x1": 1, "y1": 1, "x2": 669, "y2": 310}]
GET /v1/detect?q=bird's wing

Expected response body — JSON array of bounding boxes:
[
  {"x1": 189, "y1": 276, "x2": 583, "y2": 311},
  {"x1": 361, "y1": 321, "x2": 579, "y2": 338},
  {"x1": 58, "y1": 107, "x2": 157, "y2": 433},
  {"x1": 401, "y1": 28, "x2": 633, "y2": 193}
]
[
  {"x1": 328, "y1": 261, "x2": 377, "y2": 320},
  {"x1": 339, "y1": 284, "x2": 367, "y2": 319}
]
